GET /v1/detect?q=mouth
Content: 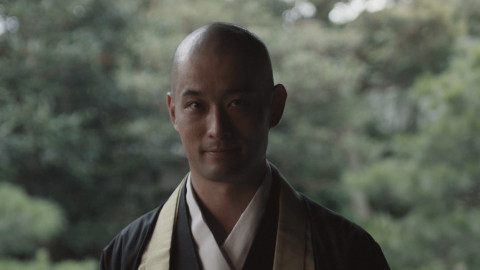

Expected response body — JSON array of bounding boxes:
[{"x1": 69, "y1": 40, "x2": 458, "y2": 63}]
[{"x1": 202, "y1": 147, "x2": 241, "y2": 158}]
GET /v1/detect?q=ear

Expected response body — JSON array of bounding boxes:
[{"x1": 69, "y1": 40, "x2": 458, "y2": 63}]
[
  {"x1": 167, "y1": 92, "x2": 179, "y2": 131},
  {"x1": 269, "y1": 84, "x2": 287, "y2": 128}
]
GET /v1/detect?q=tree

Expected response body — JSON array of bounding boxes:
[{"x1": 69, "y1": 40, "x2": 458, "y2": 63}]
[
  {"x1": 355, "y1": 0, "x2": 457, "y2": 89},
  {"x1": 0, "y1": 183, "x2": 63, "y2": 256},
  {"x1": 342, "y1": 31, "x2": 480, "y2": 270},
  {"x1": 0, "y1": 0, "x2": 169, "y2": 259}
]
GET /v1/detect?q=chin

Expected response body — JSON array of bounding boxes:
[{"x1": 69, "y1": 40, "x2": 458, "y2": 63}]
[{"x1": 200, "y1": 163, "x2": 246, "y2": 182}]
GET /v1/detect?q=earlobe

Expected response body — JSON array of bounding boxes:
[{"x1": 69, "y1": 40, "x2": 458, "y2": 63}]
[
  {"x1": 270, "y1": 84, "x2": 287, "y2": 128},
  {"x1": 167, "y1": 92, "x2": 178, "y2": 131}
]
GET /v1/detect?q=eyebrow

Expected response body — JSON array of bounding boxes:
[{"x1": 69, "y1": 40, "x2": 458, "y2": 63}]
[
  {"x1": 180, "y1": 87, "x2": 253, "y2": 98},
  {"x1": 180, "y1": 89, "x2": 202, "y2": 98}
]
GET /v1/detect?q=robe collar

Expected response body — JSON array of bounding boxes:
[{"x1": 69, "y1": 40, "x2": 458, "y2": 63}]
[
  {"x1": 185, "y1": 167, "x2": 272, "y2": 270},
  {"x1": 139, "y1": 163, "x2": 314, "y2": 270}
]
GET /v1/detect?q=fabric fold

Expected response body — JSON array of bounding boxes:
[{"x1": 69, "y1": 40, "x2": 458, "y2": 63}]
[
  {"x1": 138, "y1": 166, "x2": 315, "y2": 270},
  {"x1": 138, "y1": 177, "x2": 185, "y2": 270}
]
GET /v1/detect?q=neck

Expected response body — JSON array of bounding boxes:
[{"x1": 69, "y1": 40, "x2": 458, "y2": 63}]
[{"x1": 190, "y1": 163, "x2": 268, "y2": 243}]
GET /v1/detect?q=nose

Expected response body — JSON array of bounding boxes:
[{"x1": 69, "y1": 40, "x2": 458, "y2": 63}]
[{"x1": 206, "y1": 106, "x2": 232, "y2": 140}]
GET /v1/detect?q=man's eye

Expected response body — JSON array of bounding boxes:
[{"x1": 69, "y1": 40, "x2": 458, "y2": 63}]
[
  {"x1": 186, "y1": 102, "x2": 202, "y2": 110},
  {"x1": 230, "y1": 99, "x2": 249, "y2": 107}
]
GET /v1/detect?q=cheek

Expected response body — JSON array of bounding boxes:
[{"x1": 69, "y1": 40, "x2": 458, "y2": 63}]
[
  {"x1": 236, "y1": 117, "x2": 270, "y2": 144},
  {"x1": 240, "y1": 112, "x2": 270, "y2": 132},
  {"x1": 177, "y1": 119, "x2": 204, "y2": 146}
]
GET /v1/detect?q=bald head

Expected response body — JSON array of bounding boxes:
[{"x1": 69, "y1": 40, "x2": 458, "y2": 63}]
[
  {"x1": 171, "y1": 22, "x2": 274, "y2": 94},
  {"x1": 166, "y1": 23, "x2": 287, "y2": 185}
]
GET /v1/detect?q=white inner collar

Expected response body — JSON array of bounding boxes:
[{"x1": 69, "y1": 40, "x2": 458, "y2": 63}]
[{"x1": 185, "y1": 166, "x2": 272, "y2": 270}]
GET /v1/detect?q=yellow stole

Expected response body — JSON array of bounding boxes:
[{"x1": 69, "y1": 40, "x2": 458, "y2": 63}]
[{"x1": 138, "y1": 175, "x2": 314, "y2": 270}]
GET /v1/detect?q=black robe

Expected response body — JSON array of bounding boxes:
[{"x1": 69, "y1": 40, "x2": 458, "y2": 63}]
[{"x1": 100, "y1": 169, "x2": 390, "y2": 270}]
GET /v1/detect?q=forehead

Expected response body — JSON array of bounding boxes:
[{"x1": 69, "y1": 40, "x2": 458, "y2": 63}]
[{"x1": 173, "y1": 50, "x2": 265, "y2": 97}]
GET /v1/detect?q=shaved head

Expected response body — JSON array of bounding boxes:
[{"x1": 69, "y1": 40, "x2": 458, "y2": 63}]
[
  {"x1": 166, "y1": 22, "x2": 287, "y2": 186},
  {"x1": 171, "y1": 22, "x2": 274, "y2": 94}
]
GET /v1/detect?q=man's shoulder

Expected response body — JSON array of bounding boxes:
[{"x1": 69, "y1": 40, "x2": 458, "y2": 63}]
[
  {"x1": 271, "y1": 164, "x2": 380, "y2": 243},
  {"x1": 302, "y1": 195, "x2": 368, "y2": 237},
  {"x1": 100, "y1": 206, "x2": 162, "y2": 270},
  {"x1": 115, "y1": 206, "x2": 161, "y2": 243},
  {"x1": 301, "y1": 195, "x2": 390, "y2": 269}
]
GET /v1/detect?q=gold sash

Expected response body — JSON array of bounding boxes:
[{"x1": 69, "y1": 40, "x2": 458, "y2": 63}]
[
  {"x1": 138, "y1": 178, "x2": 185, "y2": 270},
  {"x1": 274, "y1": 179, "x2": 315, "y2": 270},
  {"x1": 139, "y1": 175, "x2": 314, "y2": 270}
]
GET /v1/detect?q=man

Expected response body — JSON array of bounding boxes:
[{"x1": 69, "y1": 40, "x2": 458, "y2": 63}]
[{"x1": 100, "y1": 22, "x2": 390, "y2": 270}]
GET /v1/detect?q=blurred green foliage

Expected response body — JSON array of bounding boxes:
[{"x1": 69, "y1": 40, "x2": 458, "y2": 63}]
[
  {"x1": 0, "y1": 183, "x2": 63, "y2": 255},
  {"x1": 0, "y1": 249, "x2": 95, "y2": 270},
  {"x1": 1, "y1": 0, "x2": 479, "y2": 268}
]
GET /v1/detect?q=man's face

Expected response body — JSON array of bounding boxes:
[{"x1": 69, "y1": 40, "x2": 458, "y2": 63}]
[{"x1": 168, "y1": 51, "x2": 281, "y2": 183}]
